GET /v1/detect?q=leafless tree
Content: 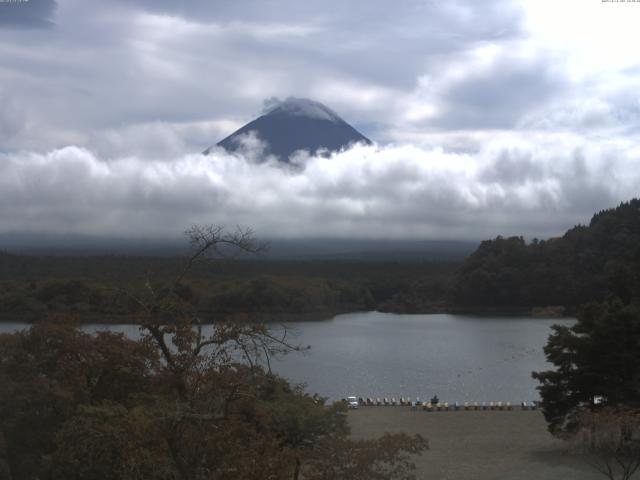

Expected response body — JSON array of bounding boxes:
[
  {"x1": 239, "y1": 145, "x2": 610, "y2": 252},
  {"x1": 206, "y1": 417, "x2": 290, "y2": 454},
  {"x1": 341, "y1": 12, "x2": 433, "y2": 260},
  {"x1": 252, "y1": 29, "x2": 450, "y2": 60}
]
[
  {"x1": 114, "y1": 225, "x2": 301, "y2": 396},
  {"x1": 575, "y1": 408, "x2": 640, "y2": 480}
]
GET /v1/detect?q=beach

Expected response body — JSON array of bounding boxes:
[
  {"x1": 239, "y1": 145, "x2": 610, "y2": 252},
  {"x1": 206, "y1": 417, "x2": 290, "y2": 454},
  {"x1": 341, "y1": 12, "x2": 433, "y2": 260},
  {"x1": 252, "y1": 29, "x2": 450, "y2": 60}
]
[{"x1": 348, "y1": 407, "x2": 602, "y2": 480}]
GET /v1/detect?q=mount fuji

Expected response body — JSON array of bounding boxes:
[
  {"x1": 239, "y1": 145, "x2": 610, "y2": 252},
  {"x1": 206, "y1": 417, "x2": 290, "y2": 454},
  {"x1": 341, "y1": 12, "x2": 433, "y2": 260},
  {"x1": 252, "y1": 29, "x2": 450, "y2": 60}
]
[{"x1": 206, "y1": 97, "x2": 372, "y2": 161}]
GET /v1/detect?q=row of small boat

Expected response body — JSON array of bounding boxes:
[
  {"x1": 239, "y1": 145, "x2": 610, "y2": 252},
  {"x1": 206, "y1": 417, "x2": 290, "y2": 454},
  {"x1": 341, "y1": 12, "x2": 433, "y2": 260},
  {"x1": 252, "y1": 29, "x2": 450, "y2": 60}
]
[{"x1": 343, "y1": 397, "x2": 539, "y2": 410}]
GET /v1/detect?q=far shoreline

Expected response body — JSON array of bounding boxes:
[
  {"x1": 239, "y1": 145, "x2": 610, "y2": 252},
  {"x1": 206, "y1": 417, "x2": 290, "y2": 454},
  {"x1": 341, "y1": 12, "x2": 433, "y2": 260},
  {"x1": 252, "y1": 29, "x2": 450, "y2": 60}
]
[{"x1": 0, "y1": 307, "x2": 575, "y2": 326}]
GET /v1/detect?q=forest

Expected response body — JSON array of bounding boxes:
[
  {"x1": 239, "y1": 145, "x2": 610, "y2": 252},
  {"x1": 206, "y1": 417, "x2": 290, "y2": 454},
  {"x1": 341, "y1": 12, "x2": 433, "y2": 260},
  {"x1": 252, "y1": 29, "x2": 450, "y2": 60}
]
[
  {"x1": 0, "y1": 254, "x2": 456, "y2": 322},
  {"x1": 451, "y1": 199, "x2": 640, "y2": 312}
]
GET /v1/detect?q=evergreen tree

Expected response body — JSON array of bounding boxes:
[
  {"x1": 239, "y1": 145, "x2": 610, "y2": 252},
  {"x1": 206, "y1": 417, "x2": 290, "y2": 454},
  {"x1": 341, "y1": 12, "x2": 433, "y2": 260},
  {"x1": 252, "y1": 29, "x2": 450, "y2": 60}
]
[{"x1": 533, "y1": 300, "x2": 640, "y2": 435}]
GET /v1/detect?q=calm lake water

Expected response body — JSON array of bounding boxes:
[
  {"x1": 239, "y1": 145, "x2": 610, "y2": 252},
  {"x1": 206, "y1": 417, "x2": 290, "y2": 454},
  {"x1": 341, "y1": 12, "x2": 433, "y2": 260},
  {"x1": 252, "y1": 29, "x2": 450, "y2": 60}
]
[{"x1": 0, "y1": 312, "x2": 572, "y2": 403}]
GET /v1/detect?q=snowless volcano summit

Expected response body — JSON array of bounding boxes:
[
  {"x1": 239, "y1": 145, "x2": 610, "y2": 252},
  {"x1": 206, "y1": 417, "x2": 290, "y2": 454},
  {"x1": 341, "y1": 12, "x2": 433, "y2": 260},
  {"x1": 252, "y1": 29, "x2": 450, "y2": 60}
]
[{"x1": 206, "y1": 97, "x2": 372, "y2": 161}]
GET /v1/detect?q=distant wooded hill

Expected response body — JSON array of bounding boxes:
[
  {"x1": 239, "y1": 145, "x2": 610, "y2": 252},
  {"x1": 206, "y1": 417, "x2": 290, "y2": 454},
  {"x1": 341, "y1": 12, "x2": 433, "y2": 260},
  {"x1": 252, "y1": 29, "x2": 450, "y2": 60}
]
[{"x1": 452, "y1": 199, "x2": 640, "y2": 310}]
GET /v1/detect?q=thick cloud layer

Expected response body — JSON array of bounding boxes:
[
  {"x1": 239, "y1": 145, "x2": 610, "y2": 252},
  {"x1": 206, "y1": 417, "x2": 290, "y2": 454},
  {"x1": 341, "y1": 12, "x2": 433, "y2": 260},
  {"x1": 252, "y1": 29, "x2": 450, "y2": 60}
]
[
  {"x1": 2, "y1": 136, "x2": 637, "y2": 240},
  {"x1": 0, "y1": 0, "x2": 639, "y2": 240}
]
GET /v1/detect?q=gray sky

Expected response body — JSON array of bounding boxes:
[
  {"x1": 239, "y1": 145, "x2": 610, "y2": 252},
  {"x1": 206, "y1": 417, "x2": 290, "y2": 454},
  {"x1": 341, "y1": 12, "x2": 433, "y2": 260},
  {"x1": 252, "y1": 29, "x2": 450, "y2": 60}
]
[{"x1": 1, "y1": 0, "x2": 639, "y2": 240}]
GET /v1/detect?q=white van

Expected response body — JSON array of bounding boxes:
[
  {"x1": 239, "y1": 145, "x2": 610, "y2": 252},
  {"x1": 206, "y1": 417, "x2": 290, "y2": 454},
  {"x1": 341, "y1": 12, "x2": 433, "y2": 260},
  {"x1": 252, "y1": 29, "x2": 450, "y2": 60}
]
[{"x1": 346, "y1": 396, "x2": 359, "y2": 409}]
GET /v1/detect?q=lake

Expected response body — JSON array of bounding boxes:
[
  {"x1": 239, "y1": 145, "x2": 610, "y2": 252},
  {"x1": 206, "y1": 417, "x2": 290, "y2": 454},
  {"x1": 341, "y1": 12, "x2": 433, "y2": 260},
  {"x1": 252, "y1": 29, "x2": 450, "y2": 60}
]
[{"x1": 0, "y1": 312, "x2": 571, "y2": 403}]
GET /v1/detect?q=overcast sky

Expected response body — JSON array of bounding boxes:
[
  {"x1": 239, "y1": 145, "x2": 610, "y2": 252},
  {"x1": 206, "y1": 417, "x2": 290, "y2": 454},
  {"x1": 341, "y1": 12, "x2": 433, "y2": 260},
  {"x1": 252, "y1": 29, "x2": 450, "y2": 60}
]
[{"x1": 1, "y1": 0, "x2": 639, "y2": 241}]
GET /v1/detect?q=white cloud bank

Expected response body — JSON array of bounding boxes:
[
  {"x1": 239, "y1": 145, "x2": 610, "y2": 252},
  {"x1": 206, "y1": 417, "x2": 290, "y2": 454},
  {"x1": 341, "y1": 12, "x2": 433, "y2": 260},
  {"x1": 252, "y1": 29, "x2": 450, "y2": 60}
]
[{"x1": 2, "y1": 135, "x2": 638, "y2": 241}]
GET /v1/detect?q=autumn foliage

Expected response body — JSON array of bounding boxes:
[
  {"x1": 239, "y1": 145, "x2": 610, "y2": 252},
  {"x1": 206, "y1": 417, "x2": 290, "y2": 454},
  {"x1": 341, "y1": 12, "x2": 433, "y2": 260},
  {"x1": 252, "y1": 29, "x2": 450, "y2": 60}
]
[{"x1": 0, "y1": 226, "x2": 427, "y2": 480}]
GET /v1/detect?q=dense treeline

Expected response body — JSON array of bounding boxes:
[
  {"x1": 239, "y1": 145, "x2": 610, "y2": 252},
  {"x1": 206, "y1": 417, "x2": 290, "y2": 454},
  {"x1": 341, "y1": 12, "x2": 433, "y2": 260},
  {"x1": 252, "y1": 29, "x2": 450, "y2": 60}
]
[
  {"x1": 452, "y1": 199, "x2": 640, "y2": 311},
  {"x1": 0, "y1": 254, "x2": 457, "y2": 321},
  {"x1": 0, "y1": 276, "x2": 374, "y2": 322}
]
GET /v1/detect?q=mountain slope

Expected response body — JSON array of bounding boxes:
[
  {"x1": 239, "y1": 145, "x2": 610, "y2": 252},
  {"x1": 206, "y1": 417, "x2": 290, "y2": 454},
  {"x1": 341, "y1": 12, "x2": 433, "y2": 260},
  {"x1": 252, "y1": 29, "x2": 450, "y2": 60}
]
[
  {"x1": 452, "y1": 198, "x2": 640, "y2": 309},
  {"x1": 206, "y1": 97, "x2": 372, "y2": 161}
]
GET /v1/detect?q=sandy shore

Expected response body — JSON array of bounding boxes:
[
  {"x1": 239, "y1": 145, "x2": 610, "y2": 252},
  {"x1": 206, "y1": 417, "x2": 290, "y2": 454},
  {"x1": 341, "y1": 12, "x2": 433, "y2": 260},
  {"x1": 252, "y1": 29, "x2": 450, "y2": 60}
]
[{"x1": 348, "y1": 407, "x2": 602, "y2": 480}]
